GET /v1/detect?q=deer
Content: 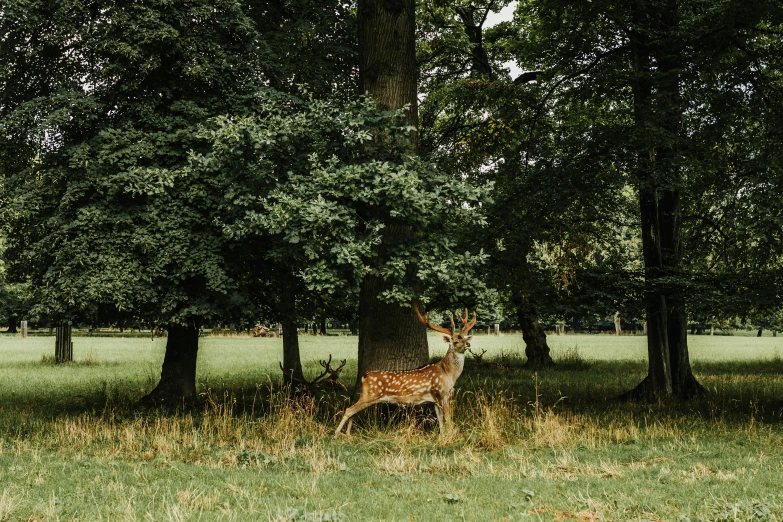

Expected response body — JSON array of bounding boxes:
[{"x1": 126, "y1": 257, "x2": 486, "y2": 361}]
[
  {"x1": 334, "y1": 304, "x2": 477, "y2": 437},
  {"x1": 253, "y1": 323, "x2": 271, "y2": 337},
  {"x1": 280, "y1": 355, "x2": 348, "y2": 396}
]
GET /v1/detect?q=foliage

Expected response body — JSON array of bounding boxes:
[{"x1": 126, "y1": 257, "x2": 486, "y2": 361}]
[
  {"x1": 0, "y1": 239, "x2": 32, "y2": 328},
  {"x1": 191, "y1": 91, "x2": 490, "y2": 310},
  {"x1": 510, "y1": 0, "x2": 783, "y2": 322},
  {"x1": 0, "y1": 0, "x2": 358, "y2": 327},
  {"x1": 417, "y1": 1, "x2": 638, "y2": 327}
]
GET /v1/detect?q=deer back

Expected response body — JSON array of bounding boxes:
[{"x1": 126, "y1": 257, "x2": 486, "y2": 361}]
[
  {"x1": 358, "y1": 340, "x2": 469, "y2": 406},
  {"x1": 359, "y1": 363, "x2": 446, "y2": 405}
]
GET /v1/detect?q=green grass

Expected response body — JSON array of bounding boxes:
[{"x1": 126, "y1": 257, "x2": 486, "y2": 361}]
[{"x1": 1, "y1": 333, "x2": 783, "y2": 521}]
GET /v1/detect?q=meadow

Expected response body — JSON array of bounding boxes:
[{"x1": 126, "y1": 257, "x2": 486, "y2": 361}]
[{"x1": 1, "y1": 332, "x2": 782, "y2": 521}]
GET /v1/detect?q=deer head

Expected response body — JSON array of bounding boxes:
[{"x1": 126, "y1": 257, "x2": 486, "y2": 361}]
[{"x1": 414, "y1": 303, "x2": 477, "y2": 353}]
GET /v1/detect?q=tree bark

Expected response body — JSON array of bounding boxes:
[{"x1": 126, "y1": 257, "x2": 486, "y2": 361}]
[
  {"x1": 668, "y1": 297, "x2": 704, "y2": 398},
  {"x1": 356, "y1": 265, "x2": 428, "y2": 383},
  {"x1": 358, "y1": 0, "x2": 419, "y2": 142},
  {"x1": 517, "y1": 301, "x2": 554, "y2": 368},
  {"x1": 623, "y1": 5, "x2": 703, "y2": 401},
  {"x1": 55, "y1": 325, "x2": 73, "y2": 363},
  {"x1": 455, "y1": 6, "x2": 494, "y2": 79},
  {"x1": 633, "y1": 189, "x2": 674, "y2": 400},
  {"x1": 6, "y1": 315, "x2": 18, "y2": 334},
  {"x1": 656, "y1": 26, "x2": 703, "y2": 400},
  {"x1": 142, "y1": 323, "x2": 200, "y2": 404},
  {"x1": 280, "y1": 276, "x2": 304, "y2": 384},
  {"x1": 356, "y1": 0, "x2": 428, "y2": 387},
  {"x1": 319, "y1": 317, "x2": 327, "y2": 336}
]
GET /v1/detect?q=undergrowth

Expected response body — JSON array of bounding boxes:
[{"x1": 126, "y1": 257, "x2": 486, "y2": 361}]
[{"x1": 2, "y1": 336, "x2": 783, "y2": 521}]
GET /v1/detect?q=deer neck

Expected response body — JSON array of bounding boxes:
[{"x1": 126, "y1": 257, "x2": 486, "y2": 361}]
[{"x1": 439, "y1": 346, "x2": 465, "y2": 380}]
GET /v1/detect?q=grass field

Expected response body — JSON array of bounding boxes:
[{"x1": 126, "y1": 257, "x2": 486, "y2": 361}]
[{"x1": 1, "y1": 333, "x2": 782, "y2": 521}]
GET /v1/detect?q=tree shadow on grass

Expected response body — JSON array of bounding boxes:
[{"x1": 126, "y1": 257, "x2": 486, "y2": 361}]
[{"x1": 2, "y1": 354, "x2": 783, "y2": 429}]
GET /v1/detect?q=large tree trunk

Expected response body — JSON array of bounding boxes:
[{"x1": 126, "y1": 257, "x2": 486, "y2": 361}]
[
  {"x1": 624, "y1": 18, "x2": 673, "y2": 401},
  {"x1": 623, "y1": 5, "x2": 702, "y2": 401},
  {"x1": 356, "y1": 0, "x2": 428, "y2": 388},
  {"x1": 633, "y1": 192, "x2": 674, "y2": 400},
  {"x1": 517, "y1": 302, "x2": 554, "y2": 368},
  {"x1": 280, "y1": 276, "x2": 304, "y2": 384},
  {"x1": 668, "y1": 298, "x2": 704, "y2": 398},
  {"x1": 6, "y1": 315, "x2": 18, "y2": 334},
  {"x1": 358, "y1": 0, "x2": 419, "y2": 146},
  {"x1": 142, "y1": 323, "x2": 200, "y2": 405},
  {"x1": 356, "y1": 264, "x2": 428, "y2": 382}
]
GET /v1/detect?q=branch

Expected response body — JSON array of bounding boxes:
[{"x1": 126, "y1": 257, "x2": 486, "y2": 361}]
[
  {"x1": 513, "y1": 70, "x2": 545, "y2": 84},
  {"x1": 523, "y1": 45, "x2": 628, "y2": 165},
  {"x1": 683, "y1": 213, "x2": 731, "y2": 268}
]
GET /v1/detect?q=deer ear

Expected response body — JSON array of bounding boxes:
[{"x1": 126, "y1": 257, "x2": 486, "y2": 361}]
[
  {"x1": 464, "y1": 336, "x2": 473, "y2": 343},
  {"x1": 443, "y1": 335, "x2": 452, "y2": 344}
]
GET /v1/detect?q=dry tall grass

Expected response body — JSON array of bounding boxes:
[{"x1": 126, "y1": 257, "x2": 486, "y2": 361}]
[{"x1": 9, "y1": 374, "x2": 776, "y2": 482}]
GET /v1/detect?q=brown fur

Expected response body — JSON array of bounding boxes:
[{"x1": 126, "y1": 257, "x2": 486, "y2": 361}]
[{"x1": 335, "y1": 307, "x2": 476, "y2": 437}]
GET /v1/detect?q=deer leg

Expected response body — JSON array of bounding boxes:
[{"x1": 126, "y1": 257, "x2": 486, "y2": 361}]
[
  {"x1": 437, "y1": 394, "x2": 455, "y2": 432},
  {"x1": 443, "y1": 390, "x2": 455, "y2": 423},
  {"x1": 335, "y1": 399, "x2": 378, "y2": 437},
  {"x1": 433, "y1": 403, "x2": 445, "y2": 434}
]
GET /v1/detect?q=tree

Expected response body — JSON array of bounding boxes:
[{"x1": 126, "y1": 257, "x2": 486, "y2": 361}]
[
  {"x1": 417, "y1": 1, "x2": 553, "y2": 367},
  {"x1": 417, "y1": 1, "x2": 636, "y2": 368},
  {"x1": 191, "y1": 91, "x2": 488, "y2": 387},
  {"x1": 354, "y1": 0, "x2": 429, "y2": 382},
  {"x1": 513, "y1": 0, "x2": 783, "y2": 399},
  {"x1": 0, "y1": 0, "x2": 358, "y2": 403},
  {"x1": 0, "y1": 239, "x2": 32, "y2": 334}
]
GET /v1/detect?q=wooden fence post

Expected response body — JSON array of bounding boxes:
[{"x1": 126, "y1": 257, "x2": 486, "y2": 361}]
[
  {"x1": 55, "y1": 325, "x2": 73, "y2": 363},
  {"x1": 20, "y1": 320, "x2": 28, "y2": 338},
  {"x1": 494, "y1": 323, "x2": 500, "y2": 336}
]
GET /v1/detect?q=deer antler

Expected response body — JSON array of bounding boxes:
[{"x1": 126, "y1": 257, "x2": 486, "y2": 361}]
[
  {"x1": 280, "y1": 356, "x2": 347, "y2": 395},
  {"x1": 413, "y1": 303, "x2": 454, "y2": 336},
  {"x1": 468, "y1": 348, "x2": 487, "y2": 364},
  {"x1": 457, "y1": 308, "x2": 477, "y2": 337},
  {"x1": 318, "y1": 355, "x2": 347, "y2": 381},
  {"x1": 319, "y1": 356, "x2": 347, "y2": 391}
]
